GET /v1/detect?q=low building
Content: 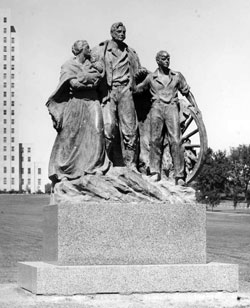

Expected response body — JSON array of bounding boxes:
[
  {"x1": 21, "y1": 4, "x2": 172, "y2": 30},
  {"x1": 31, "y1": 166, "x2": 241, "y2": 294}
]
[{"x1": 19, "y1": 143, "x2": 47, "y2": 193}]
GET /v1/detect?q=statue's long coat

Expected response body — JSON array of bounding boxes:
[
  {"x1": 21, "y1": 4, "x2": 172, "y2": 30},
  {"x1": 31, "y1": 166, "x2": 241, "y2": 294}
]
[{"x1": 46, "y1": 58, "x2": 110, "y2": 183}]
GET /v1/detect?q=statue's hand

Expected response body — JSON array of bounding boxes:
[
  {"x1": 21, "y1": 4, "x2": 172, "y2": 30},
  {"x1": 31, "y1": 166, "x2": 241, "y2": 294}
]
[
  {"x1": 188, "y1": 104, "x2": 202, "y2": 117},
  {"x1": 139, "y1": 67, "x2": 148, "y2": 75},
  {"x1": 77, "y1": 71, "x2": 101, "y2": 86},
  {"x1": 90, "y1": 61, "x2": 104, "y2": 74},
  {"x1": 135, "y1": 67, "x2": 149, "y2": 83}
]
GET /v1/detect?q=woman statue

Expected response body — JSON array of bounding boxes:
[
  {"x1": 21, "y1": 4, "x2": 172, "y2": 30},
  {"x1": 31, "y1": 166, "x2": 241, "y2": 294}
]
[{"x1": 46, "y1": 40, "x2": 110, "y2": 185}]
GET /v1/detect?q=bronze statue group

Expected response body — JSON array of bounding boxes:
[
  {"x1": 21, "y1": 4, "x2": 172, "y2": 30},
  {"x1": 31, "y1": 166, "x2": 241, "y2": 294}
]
[{"x1": 46, "y1": 22, "x2": 201, "y2": 187}]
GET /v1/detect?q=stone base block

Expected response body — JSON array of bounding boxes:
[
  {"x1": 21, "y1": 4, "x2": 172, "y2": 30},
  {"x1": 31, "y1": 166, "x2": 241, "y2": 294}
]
[
  {"x1": 18, "y1": 262, "x2": 238, "y2": 295},
  {"x1": 43, "y1": 201, "x2": 206, "y2": 265}
]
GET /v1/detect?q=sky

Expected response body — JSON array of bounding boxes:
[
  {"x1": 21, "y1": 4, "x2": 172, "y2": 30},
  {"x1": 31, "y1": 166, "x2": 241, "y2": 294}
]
[{"x1": 1, "y1": 0, "x2": 250, "y2": 165}]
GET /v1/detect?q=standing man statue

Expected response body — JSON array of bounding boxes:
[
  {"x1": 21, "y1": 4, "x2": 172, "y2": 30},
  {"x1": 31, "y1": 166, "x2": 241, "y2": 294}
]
[
  {"x1": 135, "y1": 50, "x2": 200, "y2": 185},
  {"x1": 92, "y1": 22, "x2": 146, "y2": 169}
]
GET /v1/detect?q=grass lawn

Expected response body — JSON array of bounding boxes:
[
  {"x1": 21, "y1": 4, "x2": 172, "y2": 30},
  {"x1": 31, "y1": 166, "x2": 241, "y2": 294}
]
[
  {"x1": 0, "y1": 195, "x2": 47, "y2": 283},
  {"x1": 206, "y1": 203, "x2": 250, "y2": 292},
  {"x1": 0, "y1": 195, "x2": 249, "y2": 291}
]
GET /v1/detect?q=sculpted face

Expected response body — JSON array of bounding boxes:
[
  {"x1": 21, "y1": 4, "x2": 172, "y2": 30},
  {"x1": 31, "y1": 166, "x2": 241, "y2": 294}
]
[
  {"x1": 157, "y1": 52, "x2": 170, "y2": 69},
  {"x1": 111, "y1": 26, "x2": 126, "y2": 42},
  {"x1": 82, "y1": 43, "x2": 91, "y2": 59}
]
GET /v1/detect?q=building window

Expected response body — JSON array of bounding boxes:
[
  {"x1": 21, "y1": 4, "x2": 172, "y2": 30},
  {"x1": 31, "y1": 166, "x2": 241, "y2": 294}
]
[
  {"x1": 3, "y1": 82, "x2": 7, "y2": 88},
  {"x1": 11, "y1": 56, "x2": 15, "y2": 61},
  {"x1": 28, "y1": 179, "x2": 31, "y2": 185},
  {"x1": 38, "y1": 168, "x2": 41, "y2": 175},
  {"x1": 21, "y1": 179, "x2": 24, "y2": 185},
  {"x1": 11, "y1": 37, "x2": 15, "y2": 43},
  {"x1": 11, "y1": 178, "x2": 15, "y2": 185},
  {"x1": 3, "y1": 167, "x2": 7, "y2": 173},
  {"x1": 3, "y1": 110, "x2": 7, "y2": 115},
  {"x1": 11, "y1": 110, "x2": 14, "y2": 115},
  {"x1": 28, "y1": 147, "x2": 31, "y2": 153},
  {"x1": 3, "y1": 17, "x2": 7, "y2": 23},
  {"x1": 28, "y1": 157, "x2": 31, "y2": 162},
  {"x1": 3, "y1": 37, "x2": 7, "y2": 43},
  {"x1": 3, "y1": 101, "x2": 7, "y2": 106},
  {"x1": 11, "y1": 101, "x2": 15, "y2": 106},
  {"x1": 3, "y1": 28, "x2": 7, "y2": 33},
  {"x1": 11, "y1": 167, "x2": 15, "y2": 173},
  {"x1": 4, "y1": 155, "x2": 7, "y2": 161},
  {"x1": 11, "y1": 156, "x2": 15, "y2": 161},
  {"x1": 3, "y1": 54, "x2": 7, "y2": 60},
  {"x1": 11, "y1": 137, "x2": 14, "y2": 142},
  {"x1": 11, "y1": 92, "x2": 14, "y2": 97},
  {"x1": 11, "y1": 146, "x2": 14, "y2": 151},
  {"x1": 11, "y1": 128, "x2": 14, "y2": 133},
  {"x1": 28, "y1": 168, "x2": 31, "y2": 174},
  {"x1": 11, "y1": 46, "x2": 14, "y2": 52},
  {"x1": 3, "y1": 92, "x2": 7, "y2": 97},
  {"x1": 3, "y1": 128, "x2": 7, "y2": 133},
  {"x1": 11, "y1": 65, "x2": 14, "y2": 70},
  {"x1": 21, "y1": 168, "x2": 24, "y2": 174},
  {"x1": 38, "y1": 179, "x2": 41, "y2": 185},
  {"x1": 3, "y1": 137, "x2": 7, "y2": 142},
  {"x1": 11, "y1": 119, "x2": 14, "y2": 124},
  {"x1": 11, "y1": 74, "x2": 14, "y2": 79},
  {"x1": 3, "y1": 146, "x2": 7, "y2": 151},
  {"x1": 3, "y1": 46, "x2": 7, "y2": 52},
  {"x1": 3, "y1": 64, "x2": 7, "y2": 69},
  {"x1": 4, "y1": 119, "x2": 7, "y2": 124},
  {"x1": 3, "y1": 178, "x2": 7, "y2": 185},
  {"x1": 3, "y1": 73, "x2": 7, "y2": 79},
  {"x1": 11, "y1": 83, "x2": 14, "y2": 88}
]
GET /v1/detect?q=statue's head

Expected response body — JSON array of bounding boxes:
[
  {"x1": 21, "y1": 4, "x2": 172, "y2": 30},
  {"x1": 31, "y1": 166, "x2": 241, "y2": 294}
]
[
  {"x1": 110, "y1": 22, "x2": 126, "y2": 43},
  {"x1": 72, "y1": 40, "x2": 90, "y2": 58},
  {"x1": 156, "y1": 50, "x2": 170, "y2": 69}
]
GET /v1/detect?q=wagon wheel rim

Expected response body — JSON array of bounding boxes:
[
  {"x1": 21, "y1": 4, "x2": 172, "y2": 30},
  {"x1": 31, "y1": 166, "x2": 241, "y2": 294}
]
[{"x1": 181, "y1": 104, "x2": 208, "y2": 184}]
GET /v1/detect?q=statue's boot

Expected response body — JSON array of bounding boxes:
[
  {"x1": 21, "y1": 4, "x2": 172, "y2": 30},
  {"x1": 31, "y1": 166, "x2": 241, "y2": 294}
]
[{"x1": 124, "y1": 148, "x2": 138, "y2": 172}]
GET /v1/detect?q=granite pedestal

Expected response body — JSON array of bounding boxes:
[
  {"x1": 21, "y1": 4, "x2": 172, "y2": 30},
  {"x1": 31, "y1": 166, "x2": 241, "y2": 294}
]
[
  {"x1": 43, "y1": 201, "x2": 206, "y2": 265},
  {"x1": 18, "y1": 201, "x2": 239, "y2": 295}
]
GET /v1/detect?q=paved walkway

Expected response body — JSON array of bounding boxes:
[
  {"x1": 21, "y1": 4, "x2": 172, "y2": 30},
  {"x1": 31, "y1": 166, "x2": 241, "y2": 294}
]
[{"x1": 1, "y1": 284, "x2": 250, "y2": 308}]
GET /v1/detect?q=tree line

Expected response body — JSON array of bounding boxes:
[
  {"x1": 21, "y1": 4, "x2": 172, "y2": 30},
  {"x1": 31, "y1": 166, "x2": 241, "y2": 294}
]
[{"x1": 195, "y1": 144, "x2": 250, "y2": 210}]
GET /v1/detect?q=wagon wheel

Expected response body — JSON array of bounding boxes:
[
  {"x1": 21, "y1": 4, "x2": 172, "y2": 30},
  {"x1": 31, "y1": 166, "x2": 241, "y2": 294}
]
[{"x1": 180, "y1": 100, "x2": 208, "y2": 184}]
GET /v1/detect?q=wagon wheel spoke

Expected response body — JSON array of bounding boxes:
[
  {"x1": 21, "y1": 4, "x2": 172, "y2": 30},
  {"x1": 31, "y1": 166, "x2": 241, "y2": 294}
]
[
  {"x1": 184, "y1": 144, "x2": 201, "y2": 149},
  {"x1": 182, "y1": 128, "x2": 199, "y2": 141},
  {"x1": 182, "y1": 116, "x2": 193, "y2": 134}
]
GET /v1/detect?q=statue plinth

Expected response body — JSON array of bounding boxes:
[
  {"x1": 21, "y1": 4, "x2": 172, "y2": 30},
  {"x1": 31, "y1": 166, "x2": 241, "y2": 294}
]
[
  {"x1": 18, "y1": 200, "x2": 238, "y2": 295},
  {"x1": 43, "y1": 201, "x2": 206, "y2": 265}
]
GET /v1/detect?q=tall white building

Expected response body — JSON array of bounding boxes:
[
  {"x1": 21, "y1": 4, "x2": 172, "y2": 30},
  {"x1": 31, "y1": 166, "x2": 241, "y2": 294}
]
[
  {"x1": 0, "y1": 9, "x2": 19, "y2": 192},
  {"x1": 0, "y1": 9, "x2": 47, "y2": 193}
]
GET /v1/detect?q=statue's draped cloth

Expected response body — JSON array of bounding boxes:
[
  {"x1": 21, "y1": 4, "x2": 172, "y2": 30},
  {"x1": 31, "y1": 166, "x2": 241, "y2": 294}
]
[{"x1": 46, "y1": 58, "x2": 110, "y2": 183}]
